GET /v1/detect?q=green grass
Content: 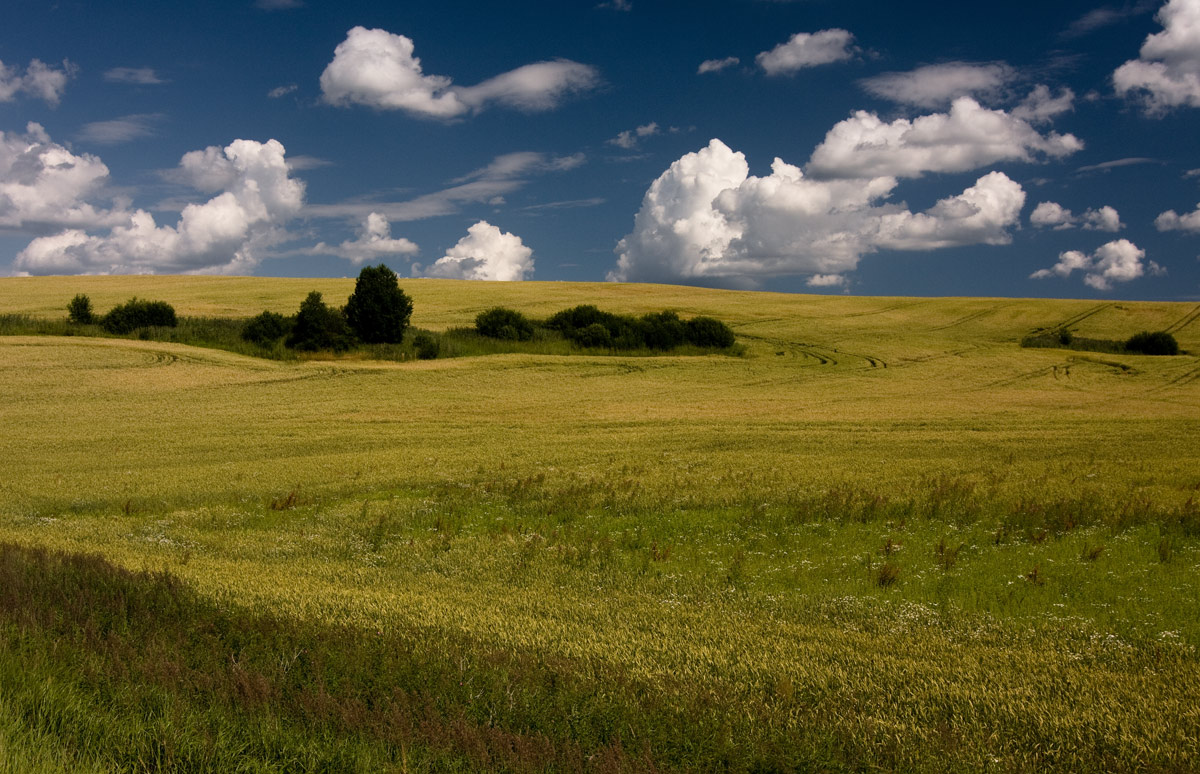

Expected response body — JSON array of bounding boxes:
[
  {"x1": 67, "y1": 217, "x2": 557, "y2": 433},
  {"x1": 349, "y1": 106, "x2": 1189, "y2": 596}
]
[{"x1": 1, "y1": 277, "x2": 1199, "y2": 771}]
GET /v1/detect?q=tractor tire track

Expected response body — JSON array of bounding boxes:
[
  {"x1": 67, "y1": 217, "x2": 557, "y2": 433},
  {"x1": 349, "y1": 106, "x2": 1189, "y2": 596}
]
[{"x1": 1165, "y1": 303, "x2": 1200, "y2": 334}]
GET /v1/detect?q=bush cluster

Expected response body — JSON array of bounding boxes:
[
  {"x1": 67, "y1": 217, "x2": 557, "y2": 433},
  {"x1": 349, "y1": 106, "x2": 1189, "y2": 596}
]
[
  {"x1": 546, "y1": 305, "x2": 736, "y2": 351},
  {"x1": 475, "y1": 307, "x2": 535, "y2": 341},
  {"x1": 241, "y1": 311, "x2": 291, "y2": 346},
  {"x1": 100, "y1": 298, "x2": 178, "y2": 334},
  {"x1": 1124, "y1": 330, "x2": 1179, "y2": 356},
  {"x1": 67, "y1": 294, "x2": 95, "y2": 325}
]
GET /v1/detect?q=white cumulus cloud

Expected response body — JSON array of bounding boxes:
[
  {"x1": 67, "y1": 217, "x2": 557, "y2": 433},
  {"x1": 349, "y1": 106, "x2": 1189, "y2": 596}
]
[
  {"x1": 1030, "y1": 201, "x2": 1075, "y2": 229},
  {"x1": 859, "y1": 62, "x2": 1016, "y2": 108},
  {"x1": 1031, "y1": 239, "x2": 1162, "y2": 290},
  {"x1": 609, "y1": 139, "x2": 1027, "y2": 287},
  {"x1": 807, "y1": 97, "x2": 1083, "y2": 179},
  {"x1": 0, "y1": 123, "x2": 127, "y2": 232},
  {"x1": 1156, "y1": 203, "x2": 1200, "y2": 232},
  {"x1": 756, "y1": 29, "x2": 856, "y2": 76},
  {"x1": 320, "y1": 27, "x2": 598, "y2": 119},
  {"x1": 15, "y1": 139, "x2": 304, "y2": 275},
  {"x1": 308, "y1": 212, "x2": 419, "y2": 264},
  {"x1": 1030, "y1": 202, "x2": 1123, "y2": 231},
  {"x1": 1113, "y1": 0, "x2": 1200, "y2": 114},
  {"x1": 0, "y1": 58, "x2": 75, "y2": 106},
  {"x1": 424, "y1": 221, "x2": 533, "y2": 281}
]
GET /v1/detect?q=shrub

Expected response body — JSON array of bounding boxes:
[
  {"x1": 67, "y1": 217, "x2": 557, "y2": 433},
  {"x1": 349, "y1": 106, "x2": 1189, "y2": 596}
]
[
  {"x1": 1124, "y1": 331, "x2": 1179, "y2": 356},
  {"x1": 344, "y1": 265, "x2": 413, "y2": 344},
  {"x1": 685, "y1": 316, "x2": 736, "y2": 348},
  {"x1": 286, "y1": 291, "x2": 353, "y2": 352},
  {"x1": 546, "y1": 305, "x2": 611, "y2": 334},
  {"x1": 475, "y1": 307, "x2": 534, "y2": 341},
  {"x1": 101, "y1": 298, "x2": 177, "y2": 334},
  {"x1": 413, "y1": 332, "x2": 439, "y2": 360},
  {"x1": 67, "y1": 294, "x2": 94, "y2": 325},
  {"x1": 574, "y1": 323, "x2": 612, "y2": 349},
  {"x1": 241, "y1": 311, "x2": 291, "y2": 345},
  {"x1": 639, "y1": 311, "x2": 687, "y2": 350}
]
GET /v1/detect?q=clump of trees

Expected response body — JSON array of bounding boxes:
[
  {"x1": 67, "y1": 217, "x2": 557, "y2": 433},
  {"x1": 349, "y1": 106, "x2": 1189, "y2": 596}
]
[
  {"x1": 1021, "y1": 327, "x2": 1181, "y2": 356},
  {"x1": 545, "y1": 305, "x2": 736, "y2": 351},
  {"x1": 66, "y1": 295, "x2": 179, "y2": 334},
  {"x1": 241, "y1": 265, "x2": 414, "y2": 355},
  {"x1": 475, "y1": 307, "x2": 535, "y2": 341},
  {"x1": 472, "y1": 303, "x2": 737, "y2": 352},
  {"x1": 1124, "y1": 330, "x2": 1179, "y2": 356},
  {"x1": 99, "y1": 298, "x2": 178, "y2": 334}
]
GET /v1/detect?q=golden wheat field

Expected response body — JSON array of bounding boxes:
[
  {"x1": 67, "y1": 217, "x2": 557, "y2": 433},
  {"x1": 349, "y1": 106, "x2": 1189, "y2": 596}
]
[{"x1": 1, "y1": 275, "x2": 1199, "y2": 773}]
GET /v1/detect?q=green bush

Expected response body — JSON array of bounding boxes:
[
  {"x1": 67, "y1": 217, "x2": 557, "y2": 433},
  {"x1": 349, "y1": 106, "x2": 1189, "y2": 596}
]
[
  {"x1": 101, "y1": 298, "x2": 177, "y2": 334},
  {"x1": 241, "y1": 311, "x2": 292, "y2": 346},
  {"x1": 639, "y1": 311, "x2": 687, "y2": 350},
  {"x1": 1125, "y1": 331, "x2": 1179, "y2": 356},
  {"x1": 574, "y1": 323, "x2": 612, "y2": 349},
  {"x1": 344, "y1": 265, "x2": 413, "y2": 344},
  {"x1": 413, "y1": 332, "x2": 439, "y2": 360},
  {"x1": 685, "y1": 316, "x2": 736, "y2": 348},
  {"x1": 67, "y1": 294, "x2": 94, "y2": 325},
  {"x1": 475, "y1": 307, "x2": 534, "y2": 341},
  {"x1": 286, "y1": 292, "x2": 353, "y2": 352}
]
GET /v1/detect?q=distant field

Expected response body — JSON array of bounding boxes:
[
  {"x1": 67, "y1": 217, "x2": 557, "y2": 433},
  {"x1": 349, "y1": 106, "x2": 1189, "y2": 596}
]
[{"x1": 1, "y1": 276, "x2": 1199, "y2": 772}]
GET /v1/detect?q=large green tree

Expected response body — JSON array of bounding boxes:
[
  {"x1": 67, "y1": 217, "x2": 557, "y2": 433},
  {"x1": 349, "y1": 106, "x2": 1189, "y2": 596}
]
[{"x1": 344, "y1": 265, "x2": 413, "y2": 344}]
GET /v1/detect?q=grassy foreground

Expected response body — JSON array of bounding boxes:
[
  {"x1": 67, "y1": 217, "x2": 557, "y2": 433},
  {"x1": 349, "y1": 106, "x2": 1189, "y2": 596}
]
[{"x1": 1, "y1": 276, "x2": 1199, "y2": 772}]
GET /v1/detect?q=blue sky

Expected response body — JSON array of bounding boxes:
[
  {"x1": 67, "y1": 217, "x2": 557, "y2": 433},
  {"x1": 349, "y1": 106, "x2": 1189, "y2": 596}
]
[{"x1": 2, "y1": 0, "x2": 1199, "y2": 298}]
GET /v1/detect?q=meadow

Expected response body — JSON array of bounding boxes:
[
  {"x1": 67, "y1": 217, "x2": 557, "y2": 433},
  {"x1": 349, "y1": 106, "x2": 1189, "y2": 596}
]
[{"x1": 1, "y1": 276, "x2": 1198, "y2": 773}]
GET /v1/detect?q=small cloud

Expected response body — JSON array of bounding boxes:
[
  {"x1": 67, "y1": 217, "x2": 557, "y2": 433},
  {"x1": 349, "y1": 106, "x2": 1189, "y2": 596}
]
[
  {"x1": 103, "y1": 67, "x2": 166, "y2": 85},
  {"x1": 76, "y1": 113, "x2": 163, "y2": 145},
  {"x1": 596, "y1": 0, "x2": 632, "y2": 9},
  {"x1": 608, "y1": 122, "x2": 659, "y2": 149},
  {"x1": 268, "y1": 83, "x2": 298, "y2": 98},
  {"x1": 320, "y1": 26, "x2": 599, "y2": 119},
  {"x1": 859, "y1": 61, "x2": 1015, "y2": 108},
  {"x1": 521, "y1": 197, "x2": 606, "y2": 212},
  {"x1": 0, "y1": 58, "x2": 76, "y2": 106},
  {"x1": 286, "y1": 155, "x2": 333, "y2": 171},
  {"x1": 757, "y1": 29, "x2": 856, "y2": 76},
  {"x1": 307, "y1": 212, "x2": 419, "y2": 264},
  {"x1": 1030, "y1": 201, "x2": 1075, "y2": 229},
  {"x1": 1063, "y1": 2, "x2": 1156, "y2": 38},
  {"x1": 255, "y1": 0, "x2": 303, "y2": 8},
  {"x1": 698, "y1": 57, "x2": 740, "y2": 75},
  {"x1": 806, "y1": 274, "x2": 845, "y2": 287},
  {"x1": 1075, "y1": 157, "x2": 1157, "y2": 174},
  {"x1": 1184, "y1": 168, "x2": 1200, "y2": 179},
  {"x1": 1156, "y1": 204, "x2": 1200, "y2": 233},
  {"x1": 1031, "y1": 238, "x2": 1158, "y2": 290},
  {"x1": 1031, "y1": 202, "x2": 1123, "y2": 232}
]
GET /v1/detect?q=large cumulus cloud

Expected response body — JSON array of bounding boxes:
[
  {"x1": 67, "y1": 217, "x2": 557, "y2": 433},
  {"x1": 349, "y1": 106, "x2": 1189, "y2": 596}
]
[
  {"x1": 320, "y1": 27, "x2": 598, "y2": 119},
  {"x1": 608, "y1": 139, "x2": 1027, "y2": 286},
  {"x1": 424, "y1": 221, "x2": 533, "y2": 281},
  {"x1": 807, "y1": 97, "x2": 1082, "y2": 179},
  {"x1": 15, "y1": 138, "x2": 304, "y2": 275},
  {"x1": 1113, "y1": 0, "x2": 1200, "y2": 114},
  {"x1": 0, "y1": 123, "x2": 128, "y2": 232}
]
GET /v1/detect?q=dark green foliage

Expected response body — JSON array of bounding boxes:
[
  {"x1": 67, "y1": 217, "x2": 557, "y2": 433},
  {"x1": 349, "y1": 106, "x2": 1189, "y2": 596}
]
[
  {"x1": 639, "y1": 310, "x2": 687, "y2": 350},
  {"x1": 413, "y1": 332, "x2": 439, "y2": 360},
  {"x1": 1125, "y1": 330, "x2": 1179, "y2": 356},
  {"x1": 685, "y1": 316, "x2": 737, "y2": 348},
  {"x1": 66, "y1": 294, "x2": 94, "y2": 325},
  {"x1": 100, "y1": 298, "x2": 177, "y2": 334},
  {"x1": 475, "y1": 306, "x2": 534, "y2": 341},
  {"x1": 574, "y1": 322, "x2": 612, "y2": 348},
  {"x1": 286, "y1": 291, "x2": 353, "y2": 352},
  {"x1": 550, "y1": 304, "x2": 735, "y2": 351},
  {"x1": 344, "y1": 265, "x2": 413, "y2": 344},
  {"x1": 241, "y1": 310, "x2": 291, "y2": 345}
]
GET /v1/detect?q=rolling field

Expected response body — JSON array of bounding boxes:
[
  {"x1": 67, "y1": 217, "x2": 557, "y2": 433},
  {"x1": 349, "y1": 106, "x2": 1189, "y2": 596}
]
[{"x1": 1, "y1": 276, "x2": 1199, "y2": 772}]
